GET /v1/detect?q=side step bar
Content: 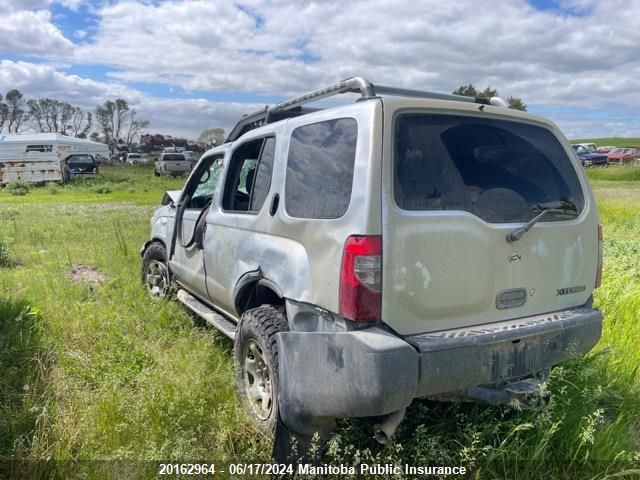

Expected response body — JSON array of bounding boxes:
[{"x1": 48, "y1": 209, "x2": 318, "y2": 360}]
[{"x1": 176, "y1": 289, "x2": 237, "y2": 340}]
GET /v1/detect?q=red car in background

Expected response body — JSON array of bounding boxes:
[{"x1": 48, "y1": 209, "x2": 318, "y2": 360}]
[
  {"x1": 607, "y1": 147, "x2": 640, "y2": 164},
  {"x1": 596, "y1": 146, "x2": 616, "y2": 153}
]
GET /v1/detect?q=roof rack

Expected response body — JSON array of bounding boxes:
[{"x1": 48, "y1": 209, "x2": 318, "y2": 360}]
[{"x1": 225, "y1": 76, "x2": 513, "y2": 142}]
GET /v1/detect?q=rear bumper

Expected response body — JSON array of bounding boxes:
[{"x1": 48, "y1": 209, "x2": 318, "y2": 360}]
[{"x1": 277, "y1": 306, "x2": 602, "y2": 434}]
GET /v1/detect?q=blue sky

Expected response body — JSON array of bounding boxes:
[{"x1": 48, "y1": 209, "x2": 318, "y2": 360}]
[{"x1": 1, "y1": 0, "x2": 639, "y2": 139}]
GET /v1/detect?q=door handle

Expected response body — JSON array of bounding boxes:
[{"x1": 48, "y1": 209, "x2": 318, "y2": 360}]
[{"x1": 269, "y1": 193, "x2": 279, "y2": 216}]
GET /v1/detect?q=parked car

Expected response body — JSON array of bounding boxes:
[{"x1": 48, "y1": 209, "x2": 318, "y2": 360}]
[
  {"x1": 64, "y1": 153, "x2": 99, "y2": 180},
  {"x1": 596, "y1": 146, "x2": 616, "y2": 154},
  {"x1": 141, "y1": 77, "x2": 603, "y2": 454},
  {"x1": 575, "y1": 142, "x2": 597, "y2": 153},
  {"x1": 572, "y1": 144, "x2": 609, "y2": 167},
  {"x1": 606, "y1": 147, "x2": 640, "y2": 165},
  {"x1": 154, "y1": 152, "x2": 191, "y2": 176},
  {"x1": 181, "y1": 150, "x2": 198, "y2": 164},
  {"x1": 125, "y1": 153, "x2": 145, "y2": 165}
]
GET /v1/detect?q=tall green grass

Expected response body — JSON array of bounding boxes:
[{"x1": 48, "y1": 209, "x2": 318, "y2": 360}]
[
  {"x1": 572, "y1": 138, "x2": 640, "y2": 148},
  {"x1": 0, "y1": 164, "x2": 185, "y2": 206},
  {"x1": 587, "y1": 166, "x2": 640, "y2": 183},
  {"x1": 0, "y1": 299, "x2": 50, "y2": 458},
  {"x1": 0, "y1": 168, "x2": 638, "y2": 478}
]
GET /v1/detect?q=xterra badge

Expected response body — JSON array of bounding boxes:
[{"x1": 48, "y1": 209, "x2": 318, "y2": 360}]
[{"x1": 556, "y1": 285, "x2": 586, "y2": 296}]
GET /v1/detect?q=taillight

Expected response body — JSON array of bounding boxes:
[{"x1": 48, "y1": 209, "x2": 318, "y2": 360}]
[
  {"x1": 595, "y1": 224, "x2": 603, "y2": 289},
  {"x1": 339, "y1": 235, "x2": 382, "y2": 322}
]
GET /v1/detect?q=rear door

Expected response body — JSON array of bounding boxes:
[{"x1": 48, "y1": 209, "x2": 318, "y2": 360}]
[{"x1": 382, "y1": 109, "x2": 599, "y2": 335}]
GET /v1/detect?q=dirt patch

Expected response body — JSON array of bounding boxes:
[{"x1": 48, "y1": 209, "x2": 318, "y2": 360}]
[{"x1": 68, "y1": 264, "x2": 106, "y2": 285}]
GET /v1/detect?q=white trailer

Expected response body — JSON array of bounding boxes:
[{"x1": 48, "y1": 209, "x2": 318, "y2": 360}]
[{"x1": 0, "y1": 133, "x2": 110, "y2": 184}]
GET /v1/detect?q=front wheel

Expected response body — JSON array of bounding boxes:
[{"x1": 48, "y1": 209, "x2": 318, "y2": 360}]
[
  {"x1": 141, "y1": 242, "x2": 170, "y2": 299},
  {"x1": 234, "y1": 305, "x2": 288, "y2": 433}
]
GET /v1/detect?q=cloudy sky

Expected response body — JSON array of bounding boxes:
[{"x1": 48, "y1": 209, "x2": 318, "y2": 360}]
[{"x1": 1, "y1": 0, "x2": 639, "y2": 140}]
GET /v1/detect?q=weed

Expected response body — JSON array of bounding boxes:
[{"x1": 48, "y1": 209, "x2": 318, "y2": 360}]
[
  {"x1": 0, "y1": 236, "x2": 9, "y2": 266},
  {"x1": 0, "y1": 165, "x2": 637, "y2": 478},
  {"x1": 7, "y1": 180, "x2": 30, "y2": 196},
  {"x1": 92, "y1": 185, "x2": 112, "y2": 194}
]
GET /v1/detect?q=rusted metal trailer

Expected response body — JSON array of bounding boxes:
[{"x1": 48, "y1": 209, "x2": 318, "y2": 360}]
[{"x1": 0, "y1": 133, "x2": 109, "y2": 184}]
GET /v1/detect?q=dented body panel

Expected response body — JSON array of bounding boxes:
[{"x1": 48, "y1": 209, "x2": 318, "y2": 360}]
[{"x1": 277, "y1": 303, "x2": 602, "y2": 431}]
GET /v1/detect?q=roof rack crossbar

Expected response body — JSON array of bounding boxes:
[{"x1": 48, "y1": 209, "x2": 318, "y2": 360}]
[
  {"x1": 372, "y1": 84, "x2": 512, "y2": 108},
  {"x1": 267, "y1": 76, "x2": 376, "y2": 115},
  {"x1": 371, "y1": 84, "x2": 475, "y2": 103}
]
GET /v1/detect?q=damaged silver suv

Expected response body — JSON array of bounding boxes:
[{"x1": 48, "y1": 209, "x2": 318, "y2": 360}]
[{"x1": 141, "y1": 77, "x2": 603, "y2": 447}]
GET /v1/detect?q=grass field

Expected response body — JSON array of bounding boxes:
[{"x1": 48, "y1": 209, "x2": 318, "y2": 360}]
[
  {"x1": 571, "y1": 137, "x2": 640, "y2": 148},
  {"x1": 1, "y1": 164, "x2": 639, "y2": 479}
]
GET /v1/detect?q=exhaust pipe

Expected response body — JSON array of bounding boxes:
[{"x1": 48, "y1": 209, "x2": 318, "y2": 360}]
[{"x1": 374, "y1": 408, "x2": 406, "y2": 445}]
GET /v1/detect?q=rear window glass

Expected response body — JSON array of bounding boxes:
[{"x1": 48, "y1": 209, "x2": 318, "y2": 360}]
[
  {"x1": 394, "y1": 114, "x2": 584, "y2": 223},
  {"x1": 285, "y1": 118, "x2": 357, "y2": 219},
  {"x1": 67, "y1": 155, "x2": 95, "y2": 164},
  {"x1": 163, "y1": 154, "x2": 185, "y2": 161}
]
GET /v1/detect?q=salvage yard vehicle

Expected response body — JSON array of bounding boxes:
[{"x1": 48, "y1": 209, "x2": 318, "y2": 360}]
[
  {"x1": 64, "y1": 153, "x2": 99, "y2": 180},
  {"x1": 0, "y1": 133, "x2": 109, "y2": 184},
  {"x1": 125, "y1": 152, "x2": 145, "y2": 164},
  {"x1": 154, "y1": 152, "x2": 191, "y2": 176},
  {"x1": 141, "y1": 77, "x2": 603, "y2": 451},
  {"x1": 606, "y1": 147, "x2": 640, "y2": 165},
  {"x1": 572, "y1": 144, "x2": 609, "y2": 167}
]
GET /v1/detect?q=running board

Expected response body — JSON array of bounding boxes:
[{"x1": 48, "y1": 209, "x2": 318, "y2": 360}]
[{"x1": 177, "y1": 289, "x2": 236, "y2": 340}]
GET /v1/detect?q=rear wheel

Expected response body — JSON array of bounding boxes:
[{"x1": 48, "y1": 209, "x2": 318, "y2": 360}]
[
  {"x1": 234, "y1": 305, "x2": 288, "y2": 433},
  {"x1": 141, "y1": 242, "x2": 170, "y2": 299}
]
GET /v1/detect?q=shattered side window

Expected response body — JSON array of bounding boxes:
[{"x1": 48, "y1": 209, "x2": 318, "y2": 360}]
[{"x1": 285, "y1": 118, "x2": 357, "y2": 219}]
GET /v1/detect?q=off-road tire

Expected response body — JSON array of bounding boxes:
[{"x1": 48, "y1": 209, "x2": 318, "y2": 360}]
[
  {"x1": 141, "y1": 242, "x2": 170, "y2": 299},
  {"x1": 234, "y1": 305, "x2": 288, "y2": 434}
]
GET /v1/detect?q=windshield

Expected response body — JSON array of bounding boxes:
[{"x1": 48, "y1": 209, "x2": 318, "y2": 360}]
[
  {"x1": 573, "y1": 145, "x2": 589, "y2": 155},
  {"x1": 68, "y1": 155, "x2": 94, "y2": 164},
  {"x1": 394, "y1": 114, "x2": 585, "y2": 223}
]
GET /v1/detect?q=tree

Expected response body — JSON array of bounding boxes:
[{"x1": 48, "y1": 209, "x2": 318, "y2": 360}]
[
  {"x1": 452, "y1": 84, "x2": 527, "y2": 111},
  {"x1": 95, "y1": 99, "x2": 148, "y2": 145},
  {"x1": 0, "y1": 94, "x2": 8, "y2": 133},
  {"x1": 5, "y1": 89, "x2": 28, "y2": 133},
  {"x1": 507, "y1": 96, "x2": 527, "y2": 112},
  {"x1": 27, "y1": 98, "x2": 91, "y2": 136},
  {"x1": 125, "y1": 111, "x2": 149, "y2": 145},
  {"x1": 197, "y1": 127, "x2": 225, "y2": 146}
]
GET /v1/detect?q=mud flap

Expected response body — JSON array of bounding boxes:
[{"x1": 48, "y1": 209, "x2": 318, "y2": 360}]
[{"x1": 276, "y1": 328, "x2": 419, "y2": 437}]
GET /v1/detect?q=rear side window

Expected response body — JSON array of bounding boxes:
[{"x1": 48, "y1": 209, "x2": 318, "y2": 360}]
[
  {"x1": 394, "y1": 114, "x2": 584, "y2": 223},
  {"x1": 285, "y1": 118, "x2": 357, "y2": 219}
]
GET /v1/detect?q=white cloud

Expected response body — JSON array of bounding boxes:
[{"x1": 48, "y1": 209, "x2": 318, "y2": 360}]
[
  {"x1": 0, "y1": 9, "x2": 73, "y2": 55},
  {"x1": 3, "y1": 0, "x2": 640, "y2": 138},
  {"x1": 71, "y1": 0, "x2": 640, "y2": 107},
  {"x1": 0, "y1": 60, "x2": 260, "y2": 138}
]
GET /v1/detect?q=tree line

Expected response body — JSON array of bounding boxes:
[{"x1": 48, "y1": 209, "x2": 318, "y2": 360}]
[
  {"x1": 0, "y1": 89, "x2": 149, "y2": 146},
  {"x1": 452, "y1": 84, "x2": 527, "y2": 111},
  {"x1": 0, "y1": 84, "x2": 528, "y2": 145}
]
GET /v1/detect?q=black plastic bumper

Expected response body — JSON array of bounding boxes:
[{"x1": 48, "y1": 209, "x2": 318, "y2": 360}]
[{"x1": 276, "y1": 306, "x2": 602, "y2": 435}]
